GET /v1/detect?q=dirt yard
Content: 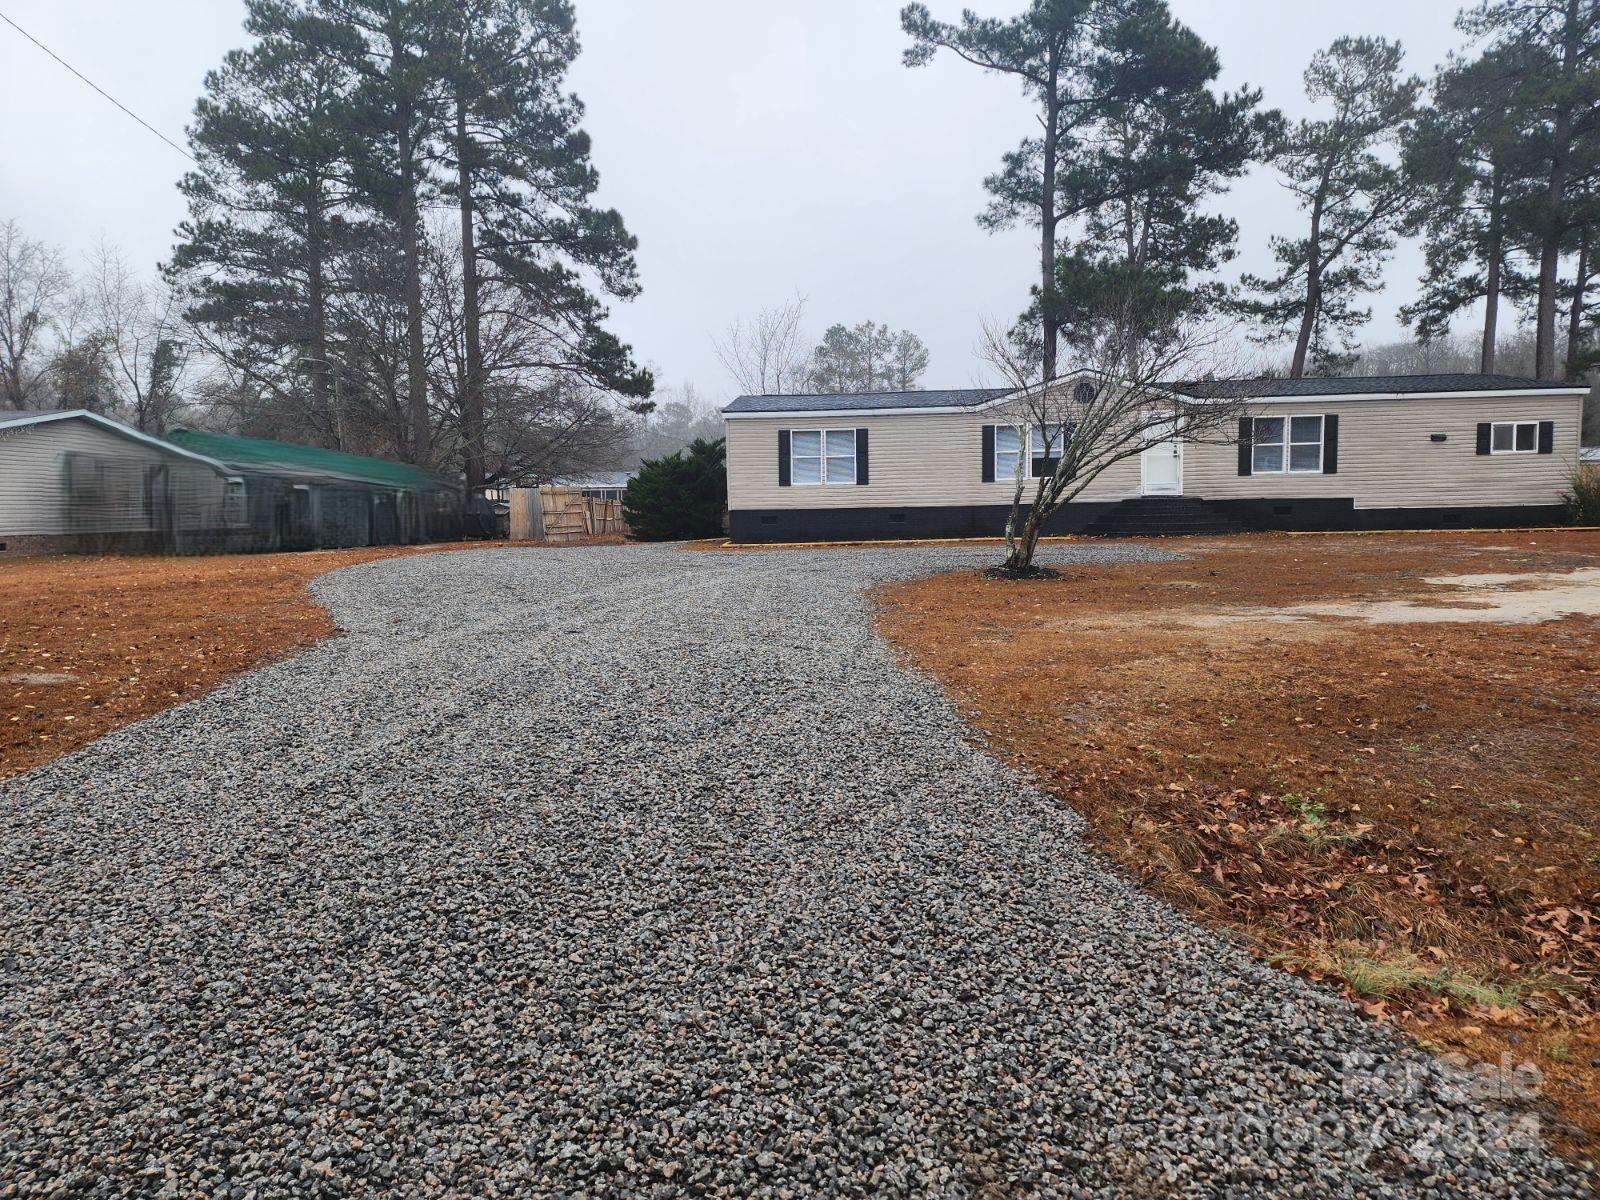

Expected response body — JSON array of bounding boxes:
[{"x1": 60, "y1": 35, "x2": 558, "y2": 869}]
[
  {"x1": 0, "y1": 541, "x2": 568, "y2": 781},
  {"x1": 876, "y1": 529, "x2": 1600, "y2": 1152}
]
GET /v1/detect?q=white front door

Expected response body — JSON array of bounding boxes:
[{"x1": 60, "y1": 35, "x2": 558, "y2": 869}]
[{"x1": 1141, "y1": 427, "x2": 1183, "y2": 495}]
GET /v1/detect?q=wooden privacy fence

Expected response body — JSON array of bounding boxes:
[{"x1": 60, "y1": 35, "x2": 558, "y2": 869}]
[{"x1": 508, "y1": 486, "x2": 627, "y2": 542}]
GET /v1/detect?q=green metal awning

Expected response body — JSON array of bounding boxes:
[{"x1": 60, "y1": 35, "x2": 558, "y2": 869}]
[{"x1": 167, "y1": 428, "x2": 457, "y2": 491}]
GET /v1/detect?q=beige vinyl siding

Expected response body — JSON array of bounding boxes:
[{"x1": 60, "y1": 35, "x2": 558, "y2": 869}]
[
  {"x1": 728, "y1": 392, "x2": 1584, "y2": 512},
  {"x1": 0, "y1": 417, "x2": 230, "y2": 536},
  {"x1": 725, "y1": 409, "x2": 1141, "y2": 510},
  {"x1": 1186, "y1": 394, "x2": 1584, "y2": 509}
]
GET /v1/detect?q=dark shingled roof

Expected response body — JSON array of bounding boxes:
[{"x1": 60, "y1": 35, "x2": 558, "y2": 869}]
[
  {"x1": 1171, "y1": 373, "x2": 1582, "y2": 399},
  {"x1": 723, "y1": 388, "x2": 1012, "y2": 414},
  {"x1": 722, "y1": 374, "x2": 1584, "y2": 415}
]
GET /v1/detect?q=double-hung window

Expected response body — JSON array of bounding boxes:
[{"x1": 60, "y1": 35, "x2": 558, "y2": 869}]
[
  {"x1": 791, "y1": 429, "x2": 857, "y2": 485},
  {"x1": 1490, "y1": 421, "x2": 1538, "y2": 454},
  {"x1": 1251, "y1": 414, "x2": 1323, "y2": 473},
  {"x1": 994, "y1": 423, "x2": 1068, "y2": 481},
  {"x1": 1030, "y1": 423, "x2": 1065, "y2": 477},
  {"x1": 994, "y1": 425, "x2": 1022, "y2": 481}
]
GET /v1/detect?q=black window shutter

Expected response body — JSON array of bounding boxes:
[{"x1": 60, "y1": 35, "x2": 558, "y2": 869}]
[
  {"x1": 777, "y1": 429, "x2": 791, "y2": 486},
  {"x1": 1538, "y1": 420, "x2": 1554, "y2": 454},
  {"x1": 1322, "y1": 414, "x2": 1339, "y2": 474},
  {"x1": 1476, "y1": 423, "x2": 1491, "y2": 455},
  {"x1": 981, "y1": 424, "x2": 996, "y2": 482},
  {"x1": 855, "y1": 428, "x2": 869, "y2": 484},
  {"x1": 1237, "y1": 417, "x2": 1253, "y2": 476}
]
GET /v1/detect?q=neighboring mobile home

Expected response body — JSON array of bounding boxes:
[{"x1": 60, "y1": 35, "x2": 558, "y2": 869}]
[
  {"x1": 166, "y1": 428, "x2": 464, "y2": 550},
  {"x1": 0, "y1": 408, "x2": 241, "y2": 554},
  {"x1": 722, "y1": 373, "x2": 1588, "y2": 542},
  {"x1": 0, "y1": 411, "x2": 465, "y2": 555}
]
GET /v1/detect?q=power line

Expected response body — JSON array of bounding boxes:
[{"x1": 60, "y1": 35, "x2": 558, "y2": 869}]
[{"x1": 0, "y1": 8, "x2": 195, "y2": 163}]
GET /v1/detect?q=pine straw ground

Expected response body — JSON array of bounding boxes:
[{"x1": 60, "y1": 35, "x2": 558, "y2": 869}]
[{"x1": 875, "y1": 530, "x2": 1600, "y2": 1154}]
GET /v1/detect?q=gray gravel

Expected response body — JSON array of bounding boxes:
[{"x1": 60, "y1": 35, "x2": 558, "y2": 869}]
[{"x1": 0, "y1": 542, "x2": 1589, "y2": 1198}]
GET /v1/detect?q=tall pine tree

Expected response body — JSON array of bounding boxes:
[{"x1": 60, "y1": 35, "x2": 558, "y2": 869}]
[
  {"x1": 1240, "y1": 37, "x2": 1420, "y2": 377},
  {"x1": 1042, "y1": 0, "x2": 1275, "y2": 360},
  {"x1": 313, "y1": 0, "x2": 448, "y2": 464},
  {"x1": 168, "y1": 0, "x2": 363, "y2": 442},
  {"x1": 903, "y1": 0, "x2": 1270, "y2": 380},
  {"x1": 1463, "y1": 0, "x2": 1600, "y2": 379},
  {"x1": 1400, "y1": 45, "x2": 1540, "y2": 372},
  {"x1": 902, "y1": 0, "x2": 1096, "y2": 383},
  {"x1": 440, "y1": 0, "x2": 651, "y2": 491}
]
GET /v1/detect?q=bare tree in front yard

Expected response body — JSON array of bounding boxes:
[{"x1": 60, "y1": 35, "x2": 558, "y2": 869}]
[{"x1": 978, "y1": 303, "x2": 1264, "y2": 576}]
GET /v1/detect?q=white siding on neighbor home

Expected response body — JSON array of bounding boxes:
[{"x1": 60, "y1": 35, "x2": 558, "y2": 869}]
[
  {"x1": 0, "y1": 416, "x2": 230, "y2": 536},
  {"x1": 1186, "y1": 394, "x2": 1584, "y2": 509},
  {"x1": 725, "y1": 392, "x2": 1585, "y2": 512},
  {"x1": 724, "y1": 409, "x2": 1141, "y2": 510}
]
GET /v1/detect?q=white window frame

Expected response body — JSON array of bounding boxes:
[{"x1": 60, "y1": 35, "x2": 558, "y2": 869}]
[
  {"x1": 1490, "y1": 421, "x2": 1539, "y2": 454},
  {"x1": 1251, "y1": 414, "x2": 1324, "y2": 474},
  {"x1": 1029, "y1": 423, "x2": 1065, "y2": 477},
  {"x1": 791, "y1": 428, "x2": 857, "y2": 486},
  {"x1": 992, "y1": 422, "x2": 1071, "y2": 482},
  {"x1": 993, "y1": 425, "x2": 1022, "y2": 482}
]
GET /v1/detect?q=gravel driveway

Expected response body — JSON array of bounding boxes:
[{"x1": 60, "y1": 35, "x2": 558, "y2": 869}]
[{"x1": 0, "y1": 544, "x2": 1588, "y2": 1198}]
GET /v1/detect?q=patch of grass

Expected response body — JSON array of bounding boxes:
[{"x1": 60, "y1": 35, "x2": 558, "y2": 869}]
[
  {"x1": 1282, "y1": 791, "x2": 1323, "y2": 821},
  {"x1": 1280, "y1": 946, "x2": 1564, "y2": 1012},
  {"x1": 1340, "y1": 953, "x2": 1437, "y2": 1000}
]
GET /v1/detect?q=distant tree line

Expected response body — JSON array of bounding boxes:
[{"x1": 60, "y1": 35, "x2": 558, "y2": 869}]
[
  {"x1": 713, "y1": 295, "x2": 932, "y2": 396},
  {"x1": 902, "y1": 0, "x2": 1600, "y2": 385},
  {"x1": 3, "y1": 0, "x2": 657, "y2": 491},
  {"x1": 1, "y1": 223, "x2": 193, "y2": 429}
]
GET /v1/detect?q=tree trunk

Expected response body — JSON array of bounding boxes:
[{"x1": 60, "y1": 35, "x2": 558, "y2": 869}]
[
  {"x1": 306, "y1": 195, "x2": 332, "y2": 445},
  {"x1": 397, "y1": 117, "x2": 430, "y2": 466},
  {"x1": 1289, "y1": 202, "x2": 1324, "y2": 379},
  {"x1": 1001, "y1": 499, "x2": 1046, "y2": 574},
  {"x1": 455, "y1": 77, "x2": 486, "y2": 492},
  {"x1": 1536, "y1": 0, "x2": 1581, "y2": 380},
  {"x1": 1040, "y1": 46, "x2": 1061, "y2": 384},
  {"x1": 1536, "y1": 221, "x2": 1566, "y2": 380},
  {"x1": 1481, "y1": 188, "x2": 1503, "y2": 374},
  {"x1": 1289, "y1": 275, "x2": 1320, "y2": 379},
  {"x1": 1566, "y1": 234, "x2": 1589, "y2": 380}
]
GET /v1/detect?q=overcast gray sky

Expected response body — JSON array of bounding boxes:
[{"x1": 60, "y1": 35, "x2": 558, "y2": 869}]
[{"x1": 1, "y1": 0, "x2": 1471, "y2": 403}]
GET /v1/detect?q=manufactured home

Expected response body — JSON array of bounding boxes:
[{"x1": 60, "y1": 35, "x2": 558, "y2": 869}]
[
  {"x1": 722, "y1": 373, "x2": 1588, "y2": 541},
  {"x1": 0, "y1": 411, "x2": 465, "y2": 554},
  {"x1": 0, "y1": 408, "x2": 242, "y2": 554}
]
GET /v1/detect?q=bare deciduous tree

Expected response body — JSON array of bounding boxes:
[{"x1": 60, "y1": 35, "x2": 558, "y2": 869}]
[
  {"x1": 978, "y1": 306, "x2": 1263, "y2": 575},
  {"x1": 630, "y1": 382, "x2": 723, "y2": 464},
  {"x1": 1, "y1": 219, "x2": 72, "y2": 409},
  {"x1": 87, "y1": 244, "x2": 192, "y2": 432},
  {"x1": 713, "y1": 294, "x2": 809, "y2": 395}
]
